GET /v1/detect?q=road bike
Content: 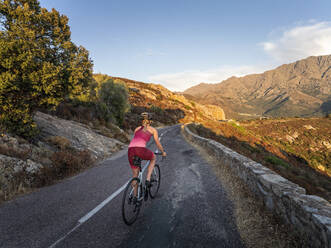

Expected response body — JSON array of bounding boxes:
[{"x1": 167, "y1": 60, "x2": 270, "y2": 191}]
[{"x1": 122, "y1": 152, "x2": 164, "y2": 225}]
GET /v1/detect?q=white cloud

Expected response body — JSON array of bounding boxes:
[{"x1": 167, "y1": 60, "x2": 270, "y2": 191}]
[
  {"x1": 149, "y1": 65, "x2": 268, "y2": 92},
  {"x1": 149, "y1": 21, "x2": 331, "y2": 92},
  {"x1": 261, "y1": 22, "x2": 331, "y2": 62}
]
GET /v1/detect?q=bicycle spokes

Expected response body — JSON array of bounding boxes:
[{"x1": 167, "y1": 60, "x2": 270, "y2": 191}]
[
  {"x1": 122, "y1": 178, "x2": 141, "y2": 225},
  {"x1": 149, "y1": 164, "x2": 161, "y2": 199}
]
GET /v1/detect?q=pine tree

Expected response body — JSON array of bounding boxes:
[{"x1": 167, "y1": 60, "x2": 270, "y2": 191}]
[{"x1": 0, "y1": 0, "x2": 93, "y2": 138}]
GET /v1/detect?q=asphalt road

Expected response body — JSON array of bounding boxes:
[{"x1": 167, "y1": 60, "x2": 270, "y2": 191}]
[{"x1": 0, "y1": 125, "x2": 245, "y2": 248}]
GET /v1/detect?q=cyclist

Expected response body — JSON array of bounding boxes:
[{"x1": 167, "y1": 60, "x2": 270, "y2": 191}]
[{"x1": 128, "y1": 112, "x2": 166, "y2": 191}]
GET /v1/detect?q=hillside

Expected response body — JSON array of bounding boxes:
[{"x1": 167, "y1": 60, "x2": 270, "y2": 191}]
[
  {"x1": 188, "y1": 116, "x2": 331, "y2": 202},
  {"x1": 0, "y1": 111, "x2": 125, "y2": 203},
  {"x1": 184, "y1": 55, "x2": 331, "y2": 119},
  {"x1": 93, "y1": 75, "x2": 226, "y2": 130}
]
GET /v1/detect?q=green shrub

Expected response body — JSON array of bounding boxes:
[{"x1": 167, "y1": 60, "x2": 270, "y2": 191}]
[
  {"x1": 184, "y1": 105, "x2": 192, "y2": 110},
  {"x1": 150, "y1": 105, "x2": 163, "y2": 115},
  {"x1": 265, "y1": 155, "x2": 290, "y2": 168},
  {"x1": 0, "y1": 107, "x2": 39, "y2": 138},
  {"x1": 98, "y1": 79, "x2": 130, "y2": 126},
  {"x1": 229, "y1": 122, "x2": 246, "y2": 134}
]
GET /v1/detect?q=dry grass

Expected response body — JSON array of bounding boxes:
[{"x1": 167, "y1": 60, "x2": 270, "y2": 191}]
[
  {"x1": 46, "y1": 136, "x2": 71, "y2": 150},
  {"x1": 0, "y1": 146, "x2": 94, "y2": 204},
  {"x1": 0, "y1": 170, "x2": 35, "y2": 204},
  {"x1": 93, "y1": 123, "x2": 130, "y2": 144},
  {"x1": 34, "y1": 148, "x2": 94, "y2": 187},
  {"x1": 0, "y1": 143, "x2": 30, "y2": 160},
  {"x1": 183, "y1": 133, "x2": 308, "y2": 248}
]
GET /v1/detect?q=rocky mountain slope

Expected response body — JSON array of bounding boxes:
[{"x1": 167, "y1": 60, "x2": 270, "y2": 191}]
[
  {"x1": 184, "y1": 55, "x2": 331, "y2": 119},
  {"x1": 107, "y1": 76, "x2": 226, "y2": 129}
]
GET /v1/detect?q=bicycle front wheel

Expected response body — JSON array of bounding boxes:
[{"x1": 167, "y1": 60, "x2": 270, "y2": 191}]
[
  {"x1": 149, "y1": 164, "x2": 161, "y2": 199},
  {"x1": 122, "y1": 178, "x2": 142, "y2": 225}
]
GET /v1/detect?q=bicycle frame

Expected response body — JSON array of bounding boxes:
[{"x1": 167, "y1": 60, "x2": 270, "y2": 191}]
[
  {"x1": 136, "y1": 160, "x2": 150, "y2": 201},
  {"x1": 129, "y1": 154, "x2": 162, "y2": 201},
  {"x1": 128, "y1": 159, "x2": 151, "y2": 202},
  {"x1": 122, "y1": 152, "x2": 163, "y2": 225}
]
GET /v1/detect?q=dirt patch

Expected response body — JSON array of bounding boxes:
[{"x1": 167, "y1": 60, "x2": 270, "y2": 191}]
[{"x1": 183, "y1": 133, "x2": 308, "y2": 248}]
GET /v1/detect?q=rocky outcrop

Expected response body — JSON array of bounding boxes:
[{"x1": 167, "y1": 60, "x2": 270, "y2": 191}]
[
  {"x1": 34, "y1": 111, "x2": 125, "y2": 160},
  {"x1": 183, "y1": 124, "x2": 331, "y2": 248},
  {"x1": 0, "y1": 136, "x2": 46, "y2": 199},
  {"x1": 1, "y1": 112, "x2": 127, "y2": 201},
  {"x1": 196, "y1": 104, "x2": 225, "y2": 121},
  {"x1": 0, "y1": 154, "x2": 43, "y2": 194}
]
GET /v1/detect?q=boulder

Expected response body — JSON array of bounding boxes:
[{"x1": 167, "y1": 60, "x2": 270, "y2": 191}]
[
  {"x1": 0, "y1": 154, "x2": 44, "y2": 193},
  {"x1": 33, "y1": 112, "x2": 125, "y2": 160}
]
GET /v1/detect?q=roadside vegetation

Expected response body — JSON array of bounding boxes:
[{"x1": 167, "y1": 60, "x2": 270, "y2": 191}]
[
  {"x1": 0, "y1": 1, "x2": 132, "y2": 140},
  {"x1": 187, "y1": 140, "x2": 307, "y2": 248},
  {"x1": 0, "y1": 0, "x2": 130, "y2": 203},
  {"x1": 0, "y1": 0, "x2": 93, "y2": 139},
  {"x1": 0, "y1": 0, "x2": 188, "y2": 204},
  {"x1": 188, "y1": 116, "x2": 331, "y2": 202}
]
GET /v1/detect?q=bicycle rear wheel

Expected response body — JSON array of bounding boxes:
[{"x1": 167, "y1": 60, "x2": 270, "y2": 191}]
[
  {"x1": 122, "y1": 178, "x2": 142, "y2": 225},
  {"x1": 149, "y1": 164, "x2": 161, "y2": 199}
]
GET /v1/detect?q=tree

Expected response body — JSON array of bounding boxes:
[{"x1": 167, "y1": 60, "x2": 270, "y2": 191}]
[
  {"x1": 0, "y1": 0, "x2": 93, "y2": 137},
  {"x1": 98, "y1": 79, "x2": 130, "y2": 126}
]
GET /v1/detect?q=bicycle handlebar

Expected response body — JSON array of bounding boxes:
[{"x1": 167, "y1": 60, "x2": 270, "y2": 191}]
[{"x1": 154, "y1": 151, "x2": 166, "y2": 161}]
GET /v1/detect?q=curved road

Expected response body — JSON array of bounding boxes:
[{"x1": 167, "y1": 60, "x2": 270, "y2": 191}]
[{"x1": 0, "y1": 125, "x2": 245, "y2": 248}]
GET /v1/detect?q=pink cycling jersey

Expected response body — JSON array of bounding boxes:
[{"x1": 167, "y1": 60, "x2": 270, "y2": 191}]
[{"x1": 128, "y1": 126, "x2": 152, "y2": 148}]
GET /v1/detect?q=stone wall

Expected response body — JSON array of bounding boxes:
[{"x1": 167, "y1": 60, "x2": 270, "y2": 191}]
[{"x1": 183, "y1": 124, "x2": 331, "y2": 248}]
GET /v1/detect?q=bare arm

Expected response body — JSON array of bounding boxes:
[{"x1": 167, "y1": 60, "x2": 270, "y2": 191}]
[{"x1": 152, "y1": 128, "x2": 166, "y2": 156}]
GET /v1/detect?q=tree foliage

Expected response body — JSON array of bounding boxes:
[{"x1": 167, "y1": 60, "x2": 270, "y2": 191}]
[
  {"x1": 98, "y1": 79, "x2": 130, "y2": 125},
  {"x1": 0, "y1": 0, "x2": 93, "y2": 138}
]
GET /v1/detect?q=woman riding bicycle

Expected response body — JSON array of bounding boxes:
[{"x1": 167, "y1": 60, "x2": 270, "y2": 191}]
[{"x1": 128, "y1": 112, "x2": 166, "y2": 187}]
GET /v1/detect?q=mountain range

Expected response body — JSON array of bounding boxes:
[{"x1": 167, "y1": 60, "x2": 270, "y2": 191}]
[{"x1": 183, "y1": 55, "x2": 331, "y2": 119}]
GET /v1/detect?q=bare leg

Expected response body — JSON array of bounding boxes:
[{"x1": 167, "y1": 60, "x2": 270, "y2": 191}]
[
  {"x1": 131, "y1": 167, "x2": 139, "y2": 196},
  {"x1": 146, "y1": 156, "x2": 156, "y2": 181}
]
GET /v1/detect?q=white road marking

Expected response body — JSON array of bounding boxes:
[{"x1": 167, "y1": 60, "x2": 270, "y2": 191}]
[
  {"x1": 78, "y1": 183, "x2": 128, "y2": 224},
  {"x1": 48, "y1": 157, "x2": 151, "y2": 248},
  {"x1": 49, "y1": 127, "x2": 172, "y2": 247},
  {"x1": 49, "y1": 223, "x2": 81, "y2": 248}
]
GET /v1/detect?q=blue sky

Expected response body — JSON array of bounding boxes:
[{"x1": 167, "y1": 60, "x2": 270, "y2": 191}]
[{"x1": 39, "y1": 0, "x2": 331, "y2": 91}]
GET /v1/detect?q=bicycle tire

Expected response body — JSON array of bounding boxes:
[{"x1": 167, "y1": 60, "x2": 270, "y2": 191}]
[
  {"x1": 149, "y1": 164, "x2": 161, "y2": 199},
  {"x1": 122, "y1": 178, "x2": 142, "y2": 225}
]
